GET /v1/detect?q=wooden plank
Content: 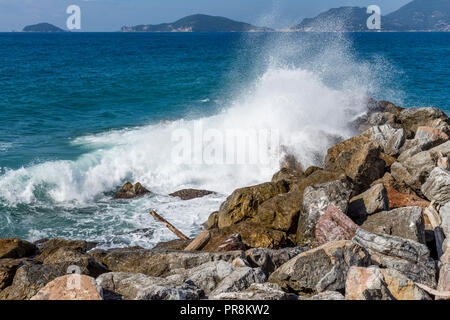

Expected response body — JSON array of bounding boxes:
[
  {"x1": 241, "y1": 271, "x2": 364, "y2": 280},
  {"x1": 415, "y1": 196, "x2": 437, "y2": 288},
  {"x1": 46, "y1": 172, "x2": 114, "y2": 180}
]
[
  {"x1": 149, "y1": 210, "x2": 189, "y2": 241},
  {"x1": 184, "y1": 230, "x2": 211, "y2": 251}
]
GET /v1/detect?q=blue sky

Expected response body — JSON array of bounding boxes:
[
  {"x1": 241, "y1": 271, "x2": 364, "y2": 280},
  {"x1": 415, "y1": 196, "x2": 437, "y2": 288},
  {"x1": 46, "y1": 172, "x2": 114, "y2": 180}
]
[{"x1": 0, "y1": 0, "x2": 412, "y2": 31}]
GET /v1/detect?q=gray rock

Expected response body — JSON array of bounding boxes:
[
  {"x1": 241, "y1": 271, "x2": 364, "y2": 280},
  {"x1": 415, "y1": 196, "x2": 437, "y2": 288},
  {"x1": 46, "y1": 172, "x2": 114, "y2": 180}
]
[
  {"x1": 306, "y1": 291, "x2": 346, "y2": 300},
  {"x1": 366, "y1": 125, "x2": 406, "y2": 156},
  {"x1": 360, "y1": 207, "x2": 426, "y2": 244},
  {"x1": 245, "y1": 247, "x2": 309, "y2": 276},
  {"x1": 439, "y1": 202, "x2": 450, "y2": 238},
  {"x1": 297, "y1": 180, "x2": 352, "y2": 246},
  {"x1": 348, "y1": 183, "x2": 389, "y2": 222},
  {"x1": 209, "y1": 282, "x2": 295, "y2": 300},
  {"x1": 421, "y1": 167, "x2": 450, "y2": 205},
  {"x1": 398, "y1": 107, "x2": 449, "y2": 138},
  {"x1": 398, "y1": 138, "x2": 434, "y2": 163},
  {"x1": 352, "y1": 228, "x2": 437, "y2": 287},
  {"x1": 268, "y1": 241, "x2": 370, "y2": 294},
  {"x1": 210, "y1": 267, "x2": 267, "y2": 296}
]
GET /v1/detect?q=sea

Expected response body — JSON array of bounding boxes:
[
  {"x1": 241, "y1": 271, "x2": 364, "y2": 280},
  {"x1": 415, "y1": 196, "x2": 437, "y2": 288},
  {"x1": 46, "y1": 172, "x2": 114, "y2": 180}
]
[{"x1": 0, "y1": 32, "x2": 449, "y2": 248}]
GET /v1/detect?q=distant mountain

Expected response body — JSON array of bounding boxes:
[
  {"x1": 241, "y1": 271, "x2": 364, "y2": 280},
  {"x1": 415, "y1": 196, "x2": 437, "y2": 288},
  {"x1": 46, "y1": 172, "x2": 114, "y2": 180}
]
[
  {"x1": 291, "y1": 0, "x2": 450, "y2": 32},
  {"x1": 121, "y1": 14, "x2": 272, "y2": 32},
  {"x1": 23, "y1": 23, "x2": 66, "y2": 32}
]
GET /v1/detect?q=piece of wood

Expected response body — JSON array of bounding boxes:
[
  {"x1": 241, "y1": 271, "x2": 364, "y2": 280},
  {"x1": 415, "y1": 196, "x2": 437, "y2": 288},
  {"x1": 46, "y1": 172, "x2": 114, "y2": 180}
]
[
  {"x1": 424, "y1": 205, "x2": 441, "y2": 229},
  {"x1": 415, "y1": 282, "x2": 450, "y2": 298},
  {"x1": 149, "y1": 210, "x2": 189, "y2": 241},
  {"x1": 184, "y1": 230, "x2": 211, "y2": 251}
]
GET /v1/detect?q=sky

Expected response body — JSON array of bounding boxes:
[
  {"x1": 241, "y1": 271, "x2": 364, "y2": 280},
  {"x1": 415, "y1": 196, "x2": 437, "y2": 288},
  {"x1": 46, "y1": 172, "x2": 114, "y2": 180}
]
[{"x1": 0, "y1": 0, "x2": 413, "y2": 32}]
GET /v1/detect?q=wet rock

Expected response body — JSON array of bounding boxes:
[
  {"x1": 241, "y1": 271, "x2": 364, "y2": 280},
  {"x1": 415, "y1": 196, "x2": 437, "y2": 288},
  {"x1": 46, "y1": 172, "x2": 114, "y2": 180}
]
[
  {"x1": 365, "y1": 125, "x2": 406, "y2": 156},
  {"x1": 398, "y1": 107, "x2": 449, "y2": 138},
  {"x1": 352, "y1": 228, "x2": 437, "y2": 287},
  {"x1": 216, "y1": 181, "x2": 289, "y2": 229},
  {"x1": 216, "y1": 234, "x2": 245, "y2": 252},
  {"x1": 152, "y1": 239, "x2": 192, "y2": 251},
  {"x1": 0, "y1": 258, "x2": 30, "y2": 290},
  {"x1": 296, "y1": 180, "x2": 351, "y2": 247},
  {"x1": 421, "y1": 167, "x2": 450, "y2": 205},
  {"x1": 0, "y1": 239, "x2": 36, "y2": 259},
  {"x1": 306, "y1": 291, "x2": 346, "y2": 300},
  {"x1": 0, "y1": 263, "x2": 66, "y2": 300},
  {"x1": 440, "y1": 202, "x2": 450, "y2": 238},
  {"x1": 272, "y1": 167, "x2": 305, "y2": 185},
  {"x1": 203, "y1": 222, "x2": 288, "y2": 250},
  {"x1": 113, "y1": 182, "x2": 150, "y2": 199},
  {"x1": 348, "y1": 183, "x2": 389, "y2": 222},
  {"x1": 315, "y1": 206, "x2": 359, "y2": 246},
  {"x1": 324, "y1": 134, "x2": 386, "y2": 191},
  {"x1": 103, "y1": 248, "x2": 244, "y2": 278},
  {"x1": 210, "y1": 282, "x2": 295, "y2": 300},
  {"x1": 169, "y1": 189, "x2": 215, "y2": 200},
  {"x1": 268, "y1": 240, "x2": 370, "y2": 294},
  {"x1": 30, "y1": 274, "x2": 103, "y2": 300},
  {"x1": 360, "y1": 207, "x2": 426, "y2": 244},
  {"x1": 245, "y1": 247, "x2": 309, "y2": 276}
]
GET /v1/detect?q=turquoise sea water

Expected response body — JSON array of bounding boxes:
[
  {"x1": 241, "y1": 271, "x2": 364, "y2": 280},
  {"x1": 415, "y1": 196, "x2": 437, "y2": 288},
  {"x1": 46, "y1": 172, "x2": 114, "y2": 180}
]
[{"x1": 0, "y1": 32, "x2": 449, "y2": 248}]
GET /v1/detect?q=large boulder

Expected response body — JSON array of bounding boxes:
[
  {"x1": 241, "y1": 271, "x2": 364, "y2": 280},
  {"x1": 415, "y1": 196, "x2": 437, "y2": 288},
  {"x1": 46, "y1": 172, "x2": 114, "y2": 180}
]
[
  {"x1": 365, "y1": 125, "x2": 406, "y2": 156},
  {"x1": 348, "y1": 183, "x2": 389, "y2": 222},
  {"x1": 30, "y1": 275, "x2": 103, "y2": 300},
  {"x1": 169, "y1": 189, "x2": 215, "y2": 200},
  {"x1": 216, "y1": 181, "x2": 288, "y2": 229},
  {"x1": 245, "y1": 247, "x2": 309, "y2": 276},
  {"x1": 209, "y1": 282, "x2": 295, "y2": 300},
  {"x1": 0, "y1": 258, "x2": 30, "y2": 290},
  {"x1": 113, "y1": 182, "x2": 151, "y2": 199},
  {"x1": 268, "y1": 240, "x2": 370, "y2": 294},
  {"x1": 360, "y1": 207, "x2": 426, "y2": 244},
  {"x1": 296, "y1": 180, "x2": 351, "y2": 246},
  {"x1": 324, "y1": 135, "x2": 386, "y2": 191},
  {"x1": 209, "y1": 267, "x2": 267, "y2": 296},
  {"x1": 34, "y1": 238, "x2": 97, "y2": 260},
  {"x1": 421, "y1": 167, "x2": 450, "y2": 205},
  {"x1": 440, "y1": 202, "x2": 450, "y2": 238},
  {"x1": 0, "y1": 239, "x2": 36, "y2": 259},
  {"x1": 352, "y1": 229, "x2": 437, "y2": 287},
  {"x1": 437, "y1": 264, "x2": 450, "y2": 298},
  {"x1": 314, "y1": 206, "x2": 359, "y2": 246},
  {"x1": 398, "y1": 107, "x2": 449, "y2": 138}
]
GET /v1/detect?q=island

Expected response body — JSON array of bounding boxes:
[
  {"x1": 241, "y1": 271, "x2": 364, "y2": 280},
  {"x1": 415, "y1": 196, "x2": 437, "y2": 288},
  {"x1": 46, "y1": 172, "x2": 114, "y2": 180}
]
[{"x1": 22, "y1": 23, "x2": 66, "y2": 33}]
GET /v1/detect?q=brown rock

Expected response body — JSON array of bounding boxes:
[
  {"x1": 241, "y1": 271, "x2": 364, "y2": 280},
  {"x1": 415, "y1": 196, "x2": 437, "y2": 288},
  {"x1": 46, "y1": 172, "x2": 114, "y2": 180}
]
[
  {"x1": 113, "y1": 182, "x2": 150, "y2": 199},
  {"x1": 398, "y1": 107, "x2": 449, "y2": 138},
  {"x1": 416, "y1": 126, "x2": 449, "y2": 144},
  {"x1": 30, "y1": 275, "x2": 102, "y2": 300},
  {"x1": 152, "y1": 239, "x2": 192, "y2": 251},
  {"x1": 304, "y1": 166, "x2": 322, "y2": 176},
  {"x1": 345, "y1": 266, "x2": 393, "y2": 300},
  {"x1": 348, "y1": 183, "x2": 389, "y2": 222},
  {"x1": 216, "y1": 233, "x2": 246, "y2": 252},
  {"x1": 271, "y1": 167, "x2": 305, "y2": 185},
  {"x1": 205, "y1": 211, "x2": 218, "y2": 230},
  {"x1": 0, "y1": 258, "x2": 30, "y2": 290},
  {"x1": 315, "y1": 206, "x2": 359, "y2": 246},
  {"x1": 0, "y1": 239, "x2": 36, "y2": 259},
  {"x1": 169, "y1": 189, "x2": 215, "y2": 200}
]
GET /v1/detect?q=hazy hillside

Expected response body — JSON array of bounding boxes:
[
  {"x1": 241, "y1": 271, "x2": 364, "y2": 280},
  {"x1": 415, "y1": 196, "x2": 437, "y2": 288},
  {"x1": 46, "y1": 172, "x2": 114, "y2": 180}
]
[{"x1": 23, "y1": 23, "x2": 66, "y2": 32}]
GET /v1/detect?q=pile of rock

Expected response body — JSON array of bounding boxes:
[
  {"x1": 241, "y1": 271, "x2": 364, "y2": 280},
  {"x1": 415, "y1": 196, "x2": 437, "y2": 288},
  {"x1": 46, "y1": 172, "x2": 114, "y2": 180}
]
[{"x1": 1, "y1": 99, "x2": 449, "y2": 300}]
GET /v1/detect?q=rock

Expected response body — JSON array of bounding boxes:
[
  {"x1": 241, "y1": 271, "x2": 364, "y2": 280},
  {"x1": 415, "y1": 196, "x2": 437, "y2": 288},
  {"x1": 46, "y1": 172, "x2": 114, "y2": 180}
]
[
  {"x1": 245, "y1": 247, "x2": 309, "y2": 276},
  {"x1": 0, "y1": 258, "x2": 30, "y2": 290},
  {"x1": 304, "y1": 166, "x2": 323, "y2": 176},
  {"x1": 345, "y1": 266, "x2": 430, "y2": 300},
  {"x1": 306, "y1": 291, "x2": 346, "y2": 300},
  {"x1": 421, "y1": 167, "x2": 450, "y2": 205},
  {"x1": 113, "y1": 182, "x2": 150, "y2": 199},
  {"x1": 205, "y1": 211, "x2": 218, "y2": 230},
  {"x1": 0, "y1": 239, "x2": 36, "y2": 259},
  {"x1": 324, "y1": 134, "x2": 386, "y2": 191},
  {"x1": 209, "y1": 267, "x2": 267, "y2": 296},
  {"x1": 437, "y1": 264, "x2": 450, "y2": 297},
  {"x1": 360, "y1": 207, "x2": 426, "y2": 244},
  {"x1": 440, "y1": 202, "x2": 450, "y2": 238},
  {"x1": 296, "y1": 180, "x2": 351, "y2": 247},
  {"x1": 348, "y1": 184, "x2": 389, "y2": 222},
  {"x1": 169, "y1": 189, "x2": 215, "y2": 200},
  {"x1": 415, "y1": 126, "x2": 449, "y2": 144},
  {"x1": 216, "y1": 181, "x2": 289, "y2": 229},
  {"x1": 30, "y1": 275, "x2": 102, "y2": 300},
  {"x1": 0, "y1": 263, "x2": 66, "y2": 300},
  {"x1": 268, "y1": 240, "x2": 370, "y2": 294},
  {"x1": 202, "y1": 222, "x2": 288, "y2": 250},
  {"x1": 352, "y1": 228, "x2": 437, "y2": 287},
  {"x1": 96, "y1": 272, "x2": 203, "y2": 300},
  {"x1": 315, "y1": 206, "x2": 359, "y2": 246},
  {"x1": 272, "y1": 167, "x2": 305, "y2": 185},
  {"x1": 102, "y1": 249, "x2": 244, "y2": 278},
  {"x1": 216, "y1": 234, "x2": 245, "y2": 252},
  {"x1": 398, "y1": 107, "x2": 449, "y2": 138},
  {"x1": 365, "y1": 125, "x2": 406, "y2": 156},
  {"x1": 398, "y1": 138, "x2": 434, "y2": 162},
  {"x1": 152, "y1": 239, "x2": 192, "y2": 251},
  {"x1": 391, "y1": 141, "x2": 450, "y2": 194},
  {"x1": 209, "y1": 282, "x2": 295, "y2": 300},
  {"x1": 35, "y1": 238, "x2": 97, "y2": 260}
]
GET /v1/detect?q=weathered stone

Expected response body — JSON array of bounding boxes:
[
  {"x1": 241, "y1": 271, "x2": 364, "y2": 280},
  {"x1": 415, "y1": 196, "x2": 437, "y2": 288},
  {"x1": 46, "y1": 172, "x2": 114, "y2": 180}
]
[
  {"x1": 0, "y1": 239, "x2": 36, "y2": 259},
  {"x1": 217, "y1": 181, "x2": 289, "y2": 229},
  {"x1": 365, "y1": 125, "x2": 406, "y2": 156},
  {"x1": 113, "y1": 182, "x2": 150, "y2": 199},
  {"x1": 437, "y1": 264, "x2": 450, "y2": 297},
  {"x1": 348, "y1": 184, "x2": 389, "y2": 222},
  {"x1": 272, "y1": 167, "x2": 305, "y2": 185},
  {"x1": 296, "y1": 180, "x2": 351, "y2": 247},
  {"x1": 398, "y1": 107, "x2": 449, "y2": 138},
  {"x1": 0, "y1": 258, "x2": 30, "y2": 290},
  {"x1": 209, "y1": 282, "x2": 295, "y2": 300},
  {"x1": 103, "y1": 249, "x2": 244, "y2": 278},
  {"x1": 421, "y1": 167, "x2": 450, "y2": 205},
  {"x1": 304, "y1": 166, "x2": 322, "y2": 176},
  {"x1": 203, "y1": 222, "x2": 288, "y2": 250},
  {"x1": 210, "y1": 267, "x2": 267, "y2": 296},
  {"x1": 152, "y1": 239, "x2": 192, "y2": 251},
  {"x1": 380, "y1": 268, "x2": 431, "y2": 300},
  {"x1": 216, "y1": 233, "x2": 246, "y2": 252},
  {"x1": 0, "y1": 263, "x2": 66, "y2": 300},
  {"x1": 315, "y1": 206, "x2": 359, "y2": 245},
  {"x1": 398, "y1": 138, "x2": 434, "y2": 162},
  {"x1": 306, "y1": 291, "x2": 346, "y2": 300},
  {"x1": 360, "y1": 207, "x2": 426, "y2": 244},
  {"x1": 391, "y1": 141, "x2": 450, "y2": 194},
  {"x1": 324, "y1": 134, "x2": 386, "y2": 190},
  {"x1": 30, "y1": 275, "x2": 102, "y2": 300},
  {"x1": 416, "y1": 126, "x2": 449, "y2": 144},
  {"x1": 205, "y1": 211, "x2": 218, "y2": 230},
  {"x1": 245, "y1": 247, "x2": 309, "y2": 276},
  {"x1": 268, "y1": 241, "x2": 370, "y2": 294},
  {"x1": 35, "y1": 238, "x2": 97, "y2": 260},
  {"x1": 345, "y1": 266, "x2": 393, "y2": 300},
  {"x1": 169, "y1": 189, "x2": 215, "y2": 200},
  {"x1": 440, "y1": 202, "x2": 450, "y2": 238},
  {"x1": 352, "y1": 228, "x2": 437, "y2": 287}
]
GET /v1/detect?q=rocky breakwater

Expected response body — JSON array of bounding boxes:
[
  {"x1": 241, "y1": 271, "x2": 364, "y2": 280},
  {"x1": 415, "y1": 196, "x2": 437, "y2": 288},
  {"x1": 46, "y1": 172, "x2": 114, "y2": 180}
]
[{"x1": 1, "y1": 99, "x2": 450, "y2": 300}]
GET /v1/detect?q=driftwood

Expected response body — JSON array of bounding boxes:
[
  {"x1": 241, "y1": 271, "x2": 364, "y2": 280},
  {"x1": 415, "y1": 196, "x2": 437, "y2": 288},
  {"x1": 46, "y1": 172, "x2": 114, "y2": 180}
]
[
  {"x1": 149, "y1": 210, "x2": 189, "y2": 241},
  {"x1": 184, "y1": 230, "x2": 211, "y2": 251},
  {"x1": 415, "y1": 283, "x2": 450, "y2": 298}
]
